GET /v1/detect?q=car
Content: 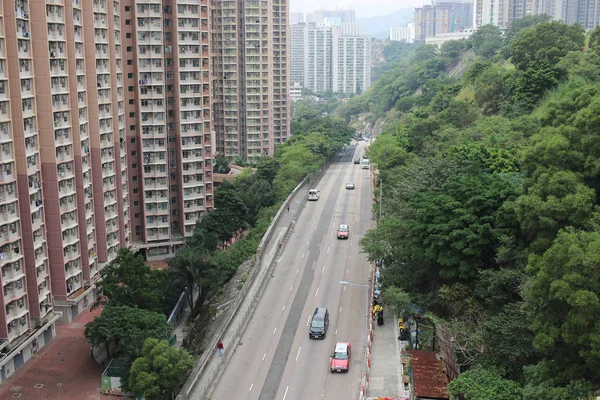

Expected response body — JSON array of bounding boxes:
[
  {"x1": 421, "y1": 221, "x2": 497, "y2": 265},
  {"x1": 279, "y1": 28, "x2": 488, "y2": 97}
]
[
  {"x1": 309, "y1": 307, "x2": 329, "y2": 339},
  {"x1": 353, "y1": 156, "x2": 360, "y2": 164},
  {"x1": 346, "y1": 182, "x2": 355, "y2": 190},
  {"x1": 308, "y1": 189, "x2": 320, "y2": 201},
  {"x1": 330, "y1": 342, "x2": 351, "y2": 373},
  {"x1": 337, "y1": 224, "x2": 349, "y2": 239}
]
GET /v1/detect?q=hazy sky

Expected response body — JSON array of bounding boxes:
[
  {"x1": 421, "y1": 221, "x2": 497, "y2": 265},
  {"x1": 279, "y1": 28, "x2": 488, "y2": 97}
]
[{"x1": 290, "y1": 0, "x2": 426, "y2": 18}]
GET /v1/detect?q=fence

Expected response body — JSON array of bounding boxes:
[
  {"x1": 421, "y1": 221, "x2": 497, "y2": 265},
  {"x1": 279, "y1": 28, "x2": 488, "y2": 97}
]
[
  {"x1": 167, "y1": 289, "x2": 189, "y2": 329},
  {"x1": 177, "y1": 166, "x2": 328, "y2": 400}
]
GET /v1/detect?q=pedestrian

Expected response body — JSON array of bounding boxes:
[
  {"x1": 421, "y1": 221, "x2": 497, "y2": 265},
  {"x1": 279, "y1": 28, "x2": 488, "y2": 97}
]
[
  {"x1": 217, "y1": 341, "x2": 224, "y2": 357},
  {"x1": 286, "y1": 203, "x2": 290, "y2": 212}
]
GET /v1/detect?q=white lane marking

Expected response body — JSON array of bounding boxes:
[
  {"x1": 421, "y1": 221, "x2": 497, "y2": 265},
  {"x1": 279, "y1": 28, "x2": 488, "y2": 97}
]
[
  {"x1": 315, "y1": 220, "x2": 317, "y2": 224},
  {"x1": 350, "y1": 242, "x2": 353, "y2": 246},
  {"x1": 283, "y1": 386, "x2": 289, "y2": 400},
  {"x1": 307, "y1": 315, "x2": 311, "y2": 326},
  {"x1": 249, "y1": 384, "x2": 254, "y2": 392},
  {"x1": 349, "y1": 255, "x2": 352, "y2": 258},
  {"x1": 302, "y1": 253, "x2": 305, "y2": 259},
  {"x1": 273, "y1": 327, "x2": 277, "y2": 334},
  {"x1": 262, "y1": 353, "x2": 267, "y2": 360},
  {"x1": 296, "y1": 346, "x2": 302, "y2": 361},
  {"x1": 282, "y1": 305, "x2": 286, "y2": 311},
  {"x1": 296, "y1": 269, "x2": 299, "y2": 274},
  {"x1": 327, "y1": 247, "x2": 330, "y2": 254},
  {"x1": 344, "y1": 286, "x2": 346, "y2": 291},
  {"x1": 330, "y1": 232, "x2": 333, "y2": 237},
  {"x1": 335, "y1": 329, "x2": 338, "y2": 335},
  {"x1": 322, "y1": 265, "x2": 325, "y2": 274},
  {"x1": 290, "y1": 286, "x2": 293, "y2": 291},
  {"x1": 307, "y1": 241, "x2": 310, "y2": 245},
  {"x1": 315, "y1": 287, "x2": 319, "y2": 298},
  {"x1": 340, "y1": 307, "x2": 342, "y2": 313}
]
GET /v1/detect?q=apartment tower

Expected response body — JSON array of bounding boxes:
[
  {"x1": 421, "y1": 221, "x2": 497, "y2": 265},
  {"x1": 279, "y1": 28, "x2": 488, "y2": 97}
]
[
  {"x1": 0, "y1": 0, "x2": 133, "y2": 381},
  {"x1": 122, "y1": 0, "x2": 214, "y2": 259},
  {"x1": 211, "y1": 0, "x2": 290, "y2": 160}
]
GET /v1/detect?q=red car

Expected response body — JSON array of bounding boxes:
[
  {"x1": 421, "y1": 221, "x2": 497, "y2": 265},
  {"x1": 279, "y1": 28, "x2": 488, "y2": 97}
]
[
  {"x1": 330, "y1": 342, "x2": 351, "y2": 373},
  {"x1": 337, "y1": 224, "x2": 349, "y2": 240}
]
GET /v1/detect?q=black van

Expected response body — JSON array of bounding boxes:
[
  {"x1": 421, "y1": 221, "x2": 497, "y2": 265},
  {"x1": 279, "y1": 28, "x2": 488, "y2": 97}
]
[{"x1": 309, "y1": 307, "x2": 329, "y2": 339}]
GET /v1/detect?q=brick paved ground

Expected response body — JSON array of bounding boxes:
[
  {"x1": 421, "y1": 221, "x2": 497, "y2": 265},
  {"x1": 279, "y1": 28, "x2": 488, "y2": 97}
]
[{"x1": 0, "y1": 307, "x2": 105, "y2": 400}]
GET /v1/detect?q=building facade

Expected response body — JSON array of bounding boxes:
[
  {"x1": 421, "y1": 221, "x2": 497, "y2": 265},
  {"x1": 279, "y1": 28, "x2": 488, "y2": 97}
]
[
  {"x1": 332, "y1": 31, "x2": 371, "y2": 94},
  {"x1": 305, "y1": 23, "x2": 333, "y2": 93},
  {"x1": 121, "y1": 0, "x2": 214, "y2": 259},
  {"x1": 390, "y1": 23, "x2": 416, "y2": 42},
  {"x1": 211, "y1": 0, "x2": 290, "y2": 161},
  {"x1": 416, "y1": 2, "x2": 473, "y2": 41}
]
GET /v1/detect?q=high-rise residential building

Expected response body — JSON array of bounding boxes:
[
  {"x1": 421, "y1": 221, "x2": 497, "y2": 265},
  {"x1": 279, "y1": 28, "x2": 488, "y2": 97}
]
[
  {"x1": 290, "y1": 23, "x2": 306, "y2": 86},
  {"x1": 0, "y1": 0, "x2": 134, "y2": 381},
  {"x1": 415, "y1": 1, "x2": 473, "y2": 41},
  {"x1": 390, "y1": 24, "x2": 416, "y2": 42},
  {"x1": 211, "y1": 0, "x2": 290, "y2": 160},
  {"x1": 332, "y1": 29, "x2": 371, "y2": 94},
  {"x1": 474, "y1": 0, "x2": 512, "y2": 27},
  {"x1": 122, "y1": 0, "x2": 214, "y2": 258}
]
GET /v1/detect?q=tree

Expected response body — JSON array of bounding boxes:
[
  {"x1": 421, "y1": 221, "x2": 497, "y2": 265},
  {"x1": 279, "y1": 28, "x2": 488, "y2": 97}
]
[
  {"x1": 510, "y1": 21, "x2": 585, "y2": 72},
  {"x1": 199, "y1": 181, "x2": 248, "y2": 247},
  {"x1": 84, "y1": 306, "x2": 172, "y2": 362},
  {"x1": 525, "y1": 229, "x2": 600, "y2": 384},
  {"x1": 213, "y1": 157, "x2": 231, "y2": 174},
  {"x1": 128, "y1": 338, "x2": 194, "y2": 400},
  {"x1": 93, "y1": 248, "x2": 166, "y2": 311},
  {"x1": 508, "y1": 170, "x2": 595, "y2": 253},
  {"x1": 473, "y1": 65, "x2": 512, "y2": 115},
  {"x1": 470, "y1": 24, "x2": 504, "y2": 58},
  {"x1": 448, "y1": 366, "x2": 523, "y2": 400}
]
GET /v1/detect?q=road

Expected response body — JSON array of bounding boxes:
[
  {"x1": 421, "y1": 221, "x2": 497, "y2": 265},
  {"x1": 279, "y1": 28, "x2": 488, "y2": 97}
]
[{"x1": 210, "y1": 140, "x2": 373, "y2": 400}]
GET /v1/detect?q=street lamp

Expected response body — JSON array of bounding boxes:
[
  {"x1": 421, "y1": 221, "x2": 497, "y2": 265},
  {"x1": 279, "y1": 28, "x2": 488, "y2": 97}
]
[{"x1": 339, "y1": 280, "x2": 370, "y2": 383}]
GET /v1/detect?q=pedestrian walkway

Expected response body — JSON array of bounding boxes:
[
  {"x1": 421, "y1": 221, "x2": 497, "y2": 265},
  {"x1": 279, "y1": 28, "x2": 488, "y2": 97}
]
[
  {"x1": 0, "y1": 307, "x2": 105, "y2": 400},
  {"x1": 184, "y1": 181, "x2": 310, "y2": 399},
  {"x1": 367, "y1": 313, "x2": 409, "y2": 399}
]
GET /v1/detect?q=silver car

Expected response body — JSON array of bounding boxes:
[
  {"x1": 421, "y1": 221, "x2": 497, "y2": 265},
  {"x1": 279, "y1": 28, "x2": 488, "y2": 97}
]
[{"x1": 346, "y1": 182, "x2": 355, "y2": 190}]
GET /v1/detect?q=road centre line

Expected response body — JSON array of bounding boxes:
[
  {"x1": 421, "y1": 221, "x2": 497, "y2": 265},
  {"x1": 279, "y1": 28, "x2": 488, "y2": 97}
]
[
  {"x1": 263, "y1": 353, "x2": 267, "y2": 360},
  {"x1": 327, "y1": 246, "x2": 330, "y2": 254},
  {"x1": 315, "y1": 287, "x2": 319, "y2": 298},
  {"x1": 322, "y1": 265, "x2": 325, "y2": 274},
  {"x1": 296, "y1": 346, "x2": 302, "y2": 362},
  {"x1": 290, "y1": 286, "x2": 293, "y2": 291},
  {"x1": 340, "y1": 307, "x2": 342, "y2": 313},
  {"x1": 249, "y1": 384, "x2": 254, "y2": 392},
  {"x1": 273, "y1": 327, "x2": 277, "y2": 334},
  {"x1": 282, "y1": 305, "x2": 285, "y2": 311},
  {"x1": 283, "y1": 386, "x2": 289, "y2": 400}
]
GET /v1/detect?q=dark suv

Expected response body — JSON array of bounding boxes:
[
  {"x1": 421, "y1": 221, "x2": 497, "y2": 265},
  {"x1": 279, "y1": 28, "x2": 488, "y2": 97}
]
[
  {"x1": 353, "y1": 156, "x2": 360, "y2": 164},
  {"x1": 309, "y1": 307, "x2": 329, "y2": 339}
]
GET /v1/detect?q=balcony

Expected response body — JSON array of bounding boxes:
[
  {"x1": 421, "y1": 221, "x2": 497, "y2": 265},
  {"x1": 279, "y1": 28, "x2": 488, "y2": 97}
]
[{"x1": 58, "y1": 178, "x2": 75, "y2": 198}]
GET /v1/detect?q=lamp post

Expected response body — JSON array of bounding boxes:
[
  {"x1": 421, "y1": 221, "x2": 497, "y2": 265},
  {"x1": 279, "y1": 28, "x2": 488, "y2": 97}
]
[{"x1": 339, "y1": 280, "x2": 370, "y2": 382}]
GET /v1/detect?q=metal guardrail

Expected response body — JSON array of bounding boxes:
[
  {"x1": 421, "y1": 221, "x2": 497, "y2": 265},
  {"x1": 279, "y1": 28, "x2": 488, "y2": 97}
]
[{"x1": 178, "y1": 168, "x2": 329, "y2": 400}]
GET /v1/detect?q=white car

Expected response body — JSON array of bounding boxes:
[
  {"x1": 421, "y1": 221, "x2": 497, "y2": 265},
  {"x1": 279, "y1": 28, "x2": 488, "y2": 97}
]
[{"x1": 308, "y1": 189, "x2": 320, "y2": 201}]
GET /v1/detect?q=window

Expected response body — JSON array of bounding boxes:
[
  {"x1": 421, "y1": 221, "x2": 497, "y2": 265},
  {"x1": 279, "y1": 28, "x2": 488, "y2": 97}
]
[
  {"x1": 128, "y1": 73, "x2": 133, "y2": 79},
  {"x1": 127, "y1": 60, "x2": 133, "y2": 65},
  {"x1": 131, "y1": 151, "x2": 137, "y2": 156},
  {"x1": 127, "y1": 46, "x2": 132, "y2": 52},
  {"x1": 133, "y1": 188, "x2": 138, "y2": 193},
  {"x1": 164, "y1": 6, "x2": 171, "y2": 13},
  {"x1": 165, "y1": 33, "x2": 172, "y2": 40},
  {"x1": 128, "y1": 86, "x2": 134, "y2": 92},
  {"x1": 130, "y1": 138, "x2": 136, "y2": 143},
  {"x1": 129, "y1": 112, "x2": 135, "y2": 117},
  {"x1": 125, "y1": 19, "x2": 131, "y2": 25},
  {"x1": 129, "y1": 125, "x2": 135, "y2": 131},
  {"x1": 125, "y1": 6, "x2": 130, "y2": 11},
  {"x1": 134, "y1": 213, "x2": 140, "y2": 218},
  {"x1": 166, "y1": 72, "x2": 173, "y2": 80},
  {"x1": 171, "y1": 198, "x2": 177, "y2": 204},
  {"x1": 135, "y1": 225, "x2": 141, "y2": 235},
  {"x1": 169, "y1": 161, "x2": 176, "y2": 168},
  {"x1": 164, "y1": 19, "x2": 171, "y2": 27},
  {"x1": 166, "y1": 58, "x2": 173, "y2": 67},
  {"x1": 129, "y1": 99, "x2": 134, "y2": 105},
  {"x1": 132, "y1": 175, "x2": 138, "y2": 181},
  {"x1": 132, "y1": 163, "x2": 137, "y2": 168},
  {"x1": 134, "y1": 201, "x2": 139, "y2": 206},
  {"x1": 126, "y1": 33, "x2": 132, "y2": 39}
]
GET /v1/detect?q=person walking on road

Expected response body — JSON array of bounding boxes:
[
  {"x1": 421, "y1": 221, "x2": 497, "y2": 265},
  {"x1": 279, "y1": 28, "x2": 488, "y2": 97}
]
[
  {"x1": 287, "y1": 202, "x2": 290, "y2": 212},
  {"x1": 217, "y1": 341, "x2": 224, "y2": 357}
]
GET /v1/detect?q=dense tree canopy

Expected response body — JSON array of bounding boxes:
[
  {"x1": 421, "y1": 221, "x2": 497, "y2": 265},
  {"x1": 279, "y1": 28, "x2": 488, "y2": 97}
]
[{"x1": 355, "y1": 19, "x2": 600, "y2": 398}]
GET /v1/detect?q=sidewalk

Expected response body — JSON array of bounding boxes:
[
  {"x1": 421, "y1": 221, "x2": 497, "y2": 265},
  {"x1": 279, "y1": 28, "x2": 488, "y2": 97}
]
[
  {"x1": 184, "y1": 182, "x2": 309, "y2": 399},
  {"x1": 367, "y1": 314, "x2": 409, "y2": 399},
  {"x1": 0, "y1": 307, "x2": 105, "y2": 400}
]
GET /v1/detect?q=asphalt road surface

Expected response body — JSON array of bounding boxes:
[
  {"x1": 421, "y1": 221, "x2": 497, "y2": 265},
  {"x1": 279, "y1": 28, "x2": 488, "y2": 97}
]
[{"x1": 211, "y1": 141, "x2": 374, "y2": 400}]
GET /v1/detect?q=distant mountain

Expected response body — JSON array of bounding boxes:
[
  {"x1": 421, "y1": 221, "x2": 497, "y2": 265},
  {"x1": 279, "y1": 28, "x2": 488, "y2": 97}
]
[{"x1": 357, "y1": 9, "x2": 414, "y2": 38}]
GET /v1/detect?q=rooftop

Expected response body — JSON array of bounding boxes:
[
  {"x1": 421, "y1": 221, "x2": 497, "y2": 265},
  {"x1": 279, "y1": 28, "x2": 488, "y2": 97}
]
[{"x1": 409, "y1": 350, "x2": 449, "y2": 399}]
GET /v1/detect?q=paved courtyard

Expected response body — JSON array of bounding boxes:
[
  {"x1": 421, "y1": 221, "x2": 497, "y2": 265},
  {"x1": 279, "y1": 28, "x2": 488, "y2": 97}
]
[{"x1": 0, "y1": 307, "x2": 105, "y2": 400}]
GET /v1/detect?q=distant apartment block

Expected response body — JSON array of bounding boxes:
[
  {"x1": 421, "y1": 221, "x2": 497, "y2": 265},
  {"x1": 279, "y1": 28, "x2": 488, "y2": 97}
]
[
  {"x1": 290, "y1": 82, "x2": 303, "y2": 100},
  {"x1": 211, "y1": 0, "x2": 290, "y2": 161},
  {"x1": 390, "y1": 23, "x2": 416, "y2": 42},
  {"x1": 332, "y1": 31, "x2": 371, "y2": 94},
  {"x1": 415, "y1": 1, "x2": 473, "y2": 41},
  {"x1": 306, "y1": 8, "x2": 355, "y2": 23}
]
